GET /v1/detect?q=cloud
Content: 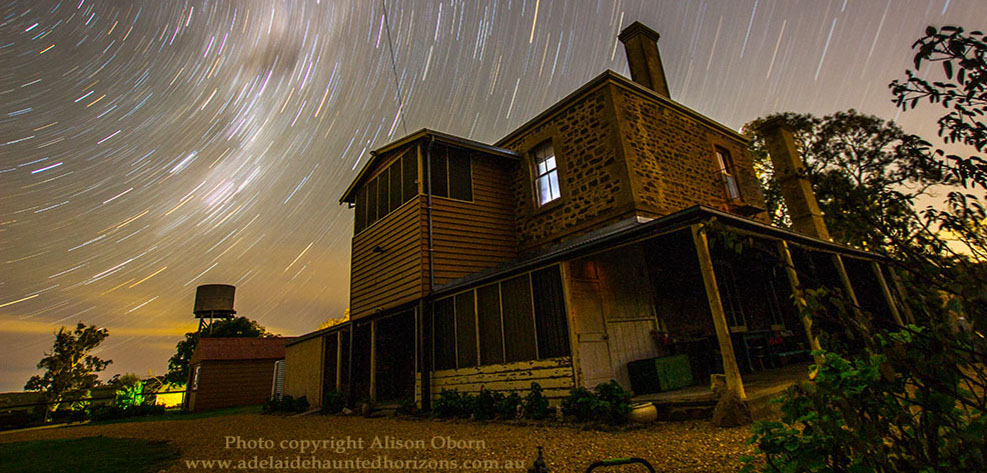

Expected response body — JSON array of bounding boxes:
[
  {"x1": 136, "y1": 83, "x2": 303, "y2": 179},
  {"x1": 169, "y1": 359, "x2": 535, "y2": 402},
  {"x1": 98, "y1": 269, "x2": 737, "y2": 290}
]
[{"x1": 0, "y1": 317, "x2": 195, "y2": 338}]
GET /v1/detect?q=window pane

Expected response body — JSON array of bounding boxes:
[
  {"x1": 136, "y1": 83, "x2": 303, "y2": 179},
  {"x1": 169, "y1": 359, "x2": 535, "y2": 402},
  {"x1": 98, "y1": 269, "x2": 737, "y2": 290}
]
[
  {"x1": 448, "y1": 147, "x2": 472, "y2": 201},
  {"x1": 531, "y1": 266, "x2": 570, "y2": 358},
  {"x1": 455, "y1": 291, "x2": 477, "y2": 367},
  {"x1": 354, "y1": 185, "x2": 366, "y2": 234},
  {"x1": 476, "y1": 283, "x2": 504, "y2": 365},
  {"x1": 366, "y1": 178, "x2": 378, "y2": 226},
  {"x1": 433, "y1": 298, "x2": 457, "y2": 371},
  {"x1": 401, "y1": 151, "x2": 417, "y2": 203},
  {"x1": 544, "y1": 155, "x2": 556, "y2": 172},
  {"x1": 378, "y1": 168, "x2": 389, "y2": 219},
  {"x1": 388, "y1": 161, "x2": 402, "y2": 213},
  {"x1": 548, "y1": 170, "x2": 560, "y2": 201},
  {"x1": 500, "y1": 274, "x2": 537, "y2": 362},
  {"x1": 429, "y1": 145, "x2": 448, "y2": 198}
]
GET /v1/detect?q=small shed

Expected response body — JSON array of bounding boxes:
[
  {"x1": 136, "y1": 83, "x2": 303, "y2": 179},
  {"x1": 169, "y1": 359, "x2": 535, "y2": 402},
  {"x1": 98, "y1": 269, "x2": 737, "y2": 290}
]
[{"x1": 185, "y1": 337, "x2": 295, "y2": 412}]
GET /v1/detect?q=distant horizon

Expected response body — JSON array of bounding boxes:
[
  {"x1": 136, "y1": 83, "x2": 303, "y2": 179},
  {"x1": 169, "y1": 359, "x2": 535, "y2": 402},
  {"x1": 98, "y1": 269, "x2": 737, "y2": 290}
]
[{"x1": 3, "y1": 0, "x2": 984, "y2": 392}]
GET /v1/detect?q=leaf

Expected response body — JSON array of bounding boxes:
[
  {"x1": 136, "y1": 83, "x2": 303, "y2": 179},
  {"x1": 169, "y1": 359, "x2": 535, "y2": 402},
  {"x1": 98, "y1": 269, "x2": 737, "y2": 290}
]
[{"x1": 944, "y1": 60, "x2": 953, "y2": 79}]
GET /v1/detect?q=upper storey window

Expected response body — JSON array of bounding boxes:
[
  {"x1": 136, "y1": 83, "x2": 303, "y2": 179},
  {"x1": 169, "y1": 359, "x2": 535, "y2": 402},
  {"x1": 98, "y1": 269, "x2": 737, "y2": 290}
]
[
  {"x1": 533, "y1": 142, "x2": 560, "y2": 206},
  {"x1": 715, "y1": 147, "x2": 741, "y2": 202},
  {"x1": 354, "y1": 151, "x2": 418, "y2": 234},
  {"x1": 429, "y1": 143, "x2": 472, "y2": 201}
]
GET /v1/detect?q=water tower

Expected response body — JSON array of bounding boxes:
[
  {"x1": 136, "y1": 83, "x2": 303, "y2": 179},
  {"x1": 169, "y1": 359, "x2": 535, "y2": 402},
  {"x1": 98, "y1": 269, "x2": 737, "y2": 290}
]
[{"x1": 194, "y1": 284, "x2": 236, "y2": 333}]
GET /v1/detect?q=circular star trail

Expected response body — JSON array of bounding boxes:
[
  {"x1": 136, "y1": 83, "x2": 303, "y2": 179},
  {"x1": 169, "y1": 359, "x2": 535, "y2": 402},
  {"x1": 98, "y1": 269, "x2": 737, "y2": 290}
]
[{"x1": 1, "y1": 0, "x2": 984, "y2": 390}]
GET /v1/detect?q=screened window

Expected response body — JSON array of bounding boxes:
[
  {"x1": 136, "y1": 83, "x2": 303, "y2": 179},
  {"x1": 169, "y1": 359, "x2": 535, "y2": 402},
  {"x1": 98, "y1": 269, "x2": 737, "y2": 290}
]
[
  {"x1": 476, "y1": 283, "x2": 504, "y2": 365},
  {"x1": 455, "y1": 292, "x2": 477, "y2": 367},
  {"x1": 433, "y1": 298, "x2": 457, "y2": 370},
  {"x1": 431, "y1": 266, "x2": 568, "y2": 370},
  {"x1": 353, "y1": 150, "x2": 419, "y2": 235},
  {"x1": 533, "y1": 142, "x2": 560, "y2": 206},
  {"x1": 500, "y1": 274, "x2": 538, "y2": 362},
  {"x1": 715, "y1": 147, "x2": 741, "y2": 202},
  {"x1": 531, "y1": 266, "x2": 570, "y2": 358},
  {"x1": 428, "y1": 143, "x2": 472, "y2": 201}
]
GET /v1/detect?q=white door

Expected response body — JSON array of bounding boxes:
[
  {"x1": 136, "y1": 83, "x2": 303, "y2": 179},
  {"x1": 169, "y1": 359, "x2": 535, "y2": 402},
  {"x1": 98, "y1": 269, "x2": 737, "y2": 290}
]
[{"x1": 569, "y1": 277, "x2": 615, "y2": 389}]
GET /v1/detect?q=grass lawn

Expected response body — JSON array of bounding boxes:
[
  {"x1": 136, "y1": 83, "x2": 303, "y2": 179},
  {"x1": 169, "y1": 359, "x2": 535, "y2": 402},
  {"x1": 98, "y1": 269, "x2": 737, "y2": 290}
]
[{"x1": 0, "y1": 436, "x2": 180, "y2": 473}]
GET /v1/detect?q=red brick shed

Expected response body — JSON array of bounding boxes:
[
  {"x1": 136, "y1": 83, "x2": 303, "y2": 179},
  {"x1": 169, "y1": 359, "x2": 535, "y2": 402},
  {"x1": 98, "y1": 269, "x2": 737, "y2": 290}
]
[{"x1": 185, "y1": 337, "x2": 295, "y2": 412}]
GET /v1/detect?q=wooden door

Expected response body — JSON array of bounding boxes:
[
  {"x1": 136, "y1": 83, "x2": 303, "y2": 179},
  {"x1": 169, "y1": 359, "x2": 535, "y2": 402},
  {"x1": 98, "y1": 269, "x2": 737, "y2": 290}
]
[{"x1": 569, "y1": 276, "x2": 614, "y2": 389}]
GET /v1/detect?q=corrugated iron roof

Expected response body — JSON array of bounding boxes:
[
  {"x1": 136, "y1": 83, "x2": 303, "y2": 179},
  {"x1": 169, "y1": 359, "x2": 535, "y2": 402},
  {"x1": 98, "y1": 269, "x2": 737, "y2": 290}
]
[{"x1": 190, "y1": 337, "x2": 295, "y2": 364}]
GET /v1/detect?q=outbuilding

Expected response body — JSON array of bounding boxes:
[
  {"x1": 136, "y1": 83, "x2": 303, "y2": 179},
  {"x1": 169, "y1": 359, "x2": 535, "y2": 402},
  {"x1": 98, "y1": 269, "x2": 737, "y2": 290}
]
[{"x1": 185, "y1": 337, "x2": 295, "y2": 412}]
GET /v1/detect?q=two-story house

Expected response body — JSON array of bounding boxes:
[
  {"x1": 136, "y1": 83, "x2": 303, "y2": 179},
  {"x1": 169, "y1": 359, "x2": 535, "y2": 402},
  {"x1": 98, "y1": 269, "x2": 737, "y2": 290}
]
[{"x1": 283, "y1": 22, "x2": 909, "y2": 409}]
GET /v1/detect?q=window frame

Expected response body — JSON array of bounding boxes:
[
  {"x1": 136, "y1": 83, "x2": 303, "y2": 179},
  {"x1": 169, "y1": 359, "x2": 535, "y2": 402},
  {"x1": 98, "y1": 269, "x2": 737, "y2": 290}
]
[
  {"x1": 714, "y1": 146, "x2": 742, "y2": 203},
  {"x1": 531, "y1": 141, "x2": 561, "y2": 208},
  {"x1": 353, "y1": 149, "x2": 420, "y2": 236},
  {"x1": 427, "y1": 143, "x2": 473, "y2": 203}
]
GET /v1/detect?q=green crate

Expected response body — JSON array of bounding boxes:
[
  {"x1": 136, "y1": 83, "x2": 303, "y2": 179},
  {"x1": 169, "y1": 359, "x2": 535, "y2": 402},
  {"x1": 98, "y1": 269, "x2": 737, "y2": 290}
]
[{"x1": 627, "y1": 355, "x2": 694, "y2": 394}]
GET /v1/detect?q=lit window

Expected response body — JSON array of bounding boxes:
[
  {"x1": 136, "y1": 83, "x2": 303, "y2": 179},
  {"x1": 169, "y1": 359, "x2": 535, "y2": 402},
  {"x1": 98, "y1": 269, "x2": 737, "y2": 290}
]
[
  {"x1": 533, "y1": 142, "x2": 560, "y2": 206},
  {"x1": 715, "y1": 147, "x2": 741, "y2": 202}
]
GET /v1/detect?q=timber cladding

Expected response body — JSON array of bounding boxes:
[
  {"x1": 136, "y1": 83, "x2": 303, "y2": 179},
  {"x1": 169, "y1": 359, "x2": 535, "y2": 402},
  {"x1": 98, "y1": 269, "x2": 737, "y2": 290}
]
[
  {"x1": 188, "y1": 359, "x2": 279, "y2": 412},
  {"x1": 611, "y1": 84, "x2": 767, "y2": 219},
  {"x1": 500, "y1": 84, "x2": 635, "y2": 250},
  {"x1": 428, "y1": 155, "x2": 518, "y2": 287},
  {"x1": 415, "y1": 357, "x2": 575, "y2": 403},
  {"x1": 350, "y1": 196, "x2": 426, "y2": 320},
  {"x1": 284, "y1": 335, "x2": 324, "y2": 407}
]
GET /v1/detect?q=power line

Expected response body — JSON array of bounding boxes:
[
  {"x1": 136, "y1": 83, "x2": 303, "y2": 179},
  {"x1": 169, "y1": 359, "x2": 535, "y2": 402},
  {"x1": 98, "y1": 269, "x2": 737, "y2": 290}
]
[{"x1": 381, "y1": 0, "x2": 409, "y2": 136}]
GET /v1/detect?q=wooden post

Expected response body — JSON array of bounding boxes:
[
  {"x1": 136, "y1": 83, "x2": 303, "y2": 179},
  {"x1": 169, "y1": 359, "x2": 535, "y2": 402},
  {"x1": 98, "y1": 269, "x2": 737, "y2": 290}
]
[
  {"x1": 369, "y1": 320, "x2": 377, "y2": 401},
  {"x1": 831, "y1": 254, "x2": 860, "y2": 308},
  {"x1": 777, "y1": 241, "x2": 823, "y2": 363},
  {"x1": 872, "y1": 262, "x2": 905, "y2": 327},
  {"x1": 335, "y1": 331, "x2": 342, "y2": 392},
  {"x1": 888, "y1": 267, "x2": 916, "y2": 325},
  {"x1": 691, "y1": 225, "x2": 746, "y2": 400}
]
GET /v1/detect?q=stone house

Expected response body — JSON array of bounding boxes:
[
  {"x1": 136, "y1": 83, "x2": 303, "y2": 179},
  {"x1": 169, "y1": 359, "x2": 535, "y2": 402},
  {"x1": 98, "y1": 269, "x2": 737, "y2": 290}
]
[{"x1": 284, "y1": 22, "x2": 909, "y2": 408}]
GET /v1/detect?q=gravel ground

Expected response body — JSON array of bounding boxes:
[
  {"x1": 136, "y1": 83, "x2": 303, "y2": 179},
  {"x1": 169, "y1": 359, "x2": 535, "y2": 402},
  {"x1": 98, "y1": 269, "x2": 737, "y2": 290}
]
[{"x1": 0, "y1": 414, "x2": 757, "y2": 472}]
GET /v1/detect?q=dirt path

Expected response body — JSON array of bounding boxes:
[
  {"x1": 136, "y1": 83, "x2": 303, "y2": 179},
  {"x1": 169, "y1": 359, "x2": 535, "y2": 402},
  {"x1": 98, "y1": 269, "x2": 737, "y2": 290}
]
[{"x1": 0, "y1": 414, "x2": 756, "y2": 472}]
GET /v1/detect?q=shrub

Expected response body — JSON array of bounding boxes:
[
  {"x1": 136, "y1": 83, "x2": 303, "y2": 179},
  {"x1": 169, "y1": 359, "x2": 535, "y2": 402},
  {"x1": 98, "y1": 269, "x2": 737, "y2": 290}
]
[
  {"x1": 594, "y1": 380, "x2": 631, "y2": 424},
  {"x1": 433, "y1": 389, "x2": 475, "y2": 419},
  {"x1": 321, "y1": 391, "x2": 344, "y2": 414},
  {"x1": 497, "y1": 392, "x2": 522, "y2": 420},
  {"x1": 473, "y1": 387, "x2": 504, "y2": 420},
  {"x1": 561, "y1": 387, "x2": 599, "y2": 421},
  {"x1": 522, "y1": 382, "x2": 551, "y2": 420},
  {"x1": 88, "y1": 404, "x2": 165, "y2": 421},
  {"x1": 263, "y1": 395, "x2": 309, "y2": 414},
  {"x1": 396, "y1": 399, "x2": 418, "y2": 416}
]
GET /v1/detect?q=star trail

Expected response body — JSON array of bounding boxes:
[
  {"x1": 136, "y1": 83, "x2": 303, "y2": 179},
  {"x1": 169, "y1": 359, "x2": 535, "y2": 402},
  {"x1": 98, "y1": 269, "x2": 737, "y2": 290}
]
[{"x1": 1, "y1": 0, "x2": 984, "y2": 391}]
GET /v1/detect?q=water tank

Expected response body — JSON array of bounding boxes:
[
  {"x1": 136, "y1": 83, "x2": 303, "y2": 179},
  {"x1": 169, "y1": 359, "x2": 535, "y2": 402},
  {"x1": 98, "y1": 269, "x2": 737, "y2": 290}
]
[{"x1": 193, "y1": 284, "x2": 236, "y2": 318}]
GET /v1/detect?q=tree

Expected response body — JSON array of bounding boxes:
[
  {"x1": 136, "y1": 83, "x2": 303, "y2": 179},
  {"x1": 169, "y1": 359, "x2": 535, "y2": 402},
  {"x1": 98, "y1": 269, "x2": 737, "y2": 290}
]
[
  {"x1": 25, "y1": 322, "x2": 111, "y2": 415},
  {"x1": 163, "y1": 317, "x2": 273, "y2": 385},
  {"x1": 890, "y1": 25, "x2": 987, "y2": 188},
  {"x1": 743, "y1": 109, "x2": 942, "y2": 253}
]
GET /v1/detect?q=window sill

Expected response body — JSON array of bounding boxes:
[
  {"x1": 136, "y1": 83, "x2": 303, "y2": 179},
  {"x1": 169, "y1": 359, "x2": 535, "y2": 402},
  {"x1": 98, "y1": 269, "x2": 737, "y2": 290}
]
[{"x1": 532, "y1": 198, "x2": 564, "y2": 216}]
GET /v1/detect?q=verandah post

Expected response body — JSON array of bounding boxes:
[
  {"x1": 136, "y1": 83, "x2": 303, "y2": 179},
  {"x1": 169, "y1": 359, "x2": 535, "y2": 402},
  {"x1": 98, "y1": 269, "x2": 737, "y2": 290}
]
[{"x1": 690, "y1": 224, "x2": 746, "y2": 401}]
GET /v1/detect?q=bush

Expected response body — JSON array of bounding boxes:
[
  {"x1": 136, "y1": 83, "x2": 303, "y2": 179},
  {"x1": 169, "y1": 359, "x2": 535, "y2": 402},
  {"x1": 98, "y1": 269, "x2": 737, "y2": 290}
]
[
  {"x1": 561, "y1": 387, "x2": 599, "y2": 421},
  {"x1": 594, "y1": 380, "x2": 631, "y2": 424},
  {"x1": 321, "y1": 391, "x2": 344, "y2": 414},
  {"x1": 263, "y1": 395, "x2": 309, "y2": 414},
  {"x1": 0, "y1": 411, "x2": 40, "y2": 431},
  {"x1": 473, "y1": 387, "x2": 504, "y2": 420},
  {"x1": 742, "y1": 327, "x2": 987, "y2": 473},
  {"x1": 432, "y1": 389, "x2": 475, "y2": 419},
  {"x1": 561, "y1": 382, "x2": 631, "y2": 424},
  {"x1": 396, "y1": 399, "x2": 418, "y2": 416},
  {"x1": 522, "y1": 382, "x2": 551, "y2": 420},
  {"x1": 89, "y1": 404, "x2": 165, "y2": 421},
  {"x1": 497, "y1": 392, "x2": 522, "y2": 420}
]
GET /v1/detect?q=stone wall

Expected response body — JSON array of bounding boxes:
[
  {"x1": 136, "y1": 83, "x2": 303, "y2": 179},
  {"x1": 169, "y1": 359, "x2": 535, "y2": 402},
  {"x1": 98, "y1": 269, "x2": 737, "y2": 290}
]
[
  {"x1": 498, "y1": 84, "x2": 635, "y2": 250},
  {"x1": 612, "y1": 85, "x2": 766, "y2": 220}
]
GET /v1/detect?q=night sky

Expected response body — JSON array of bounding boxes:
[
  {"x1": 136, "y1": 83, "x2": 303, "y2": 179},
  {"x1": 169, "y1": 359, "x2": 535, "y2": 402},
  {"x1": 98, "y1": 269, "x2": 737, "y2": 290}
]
[{"x1": 2, "y1": 0, "x2": 985, "y2": 392}]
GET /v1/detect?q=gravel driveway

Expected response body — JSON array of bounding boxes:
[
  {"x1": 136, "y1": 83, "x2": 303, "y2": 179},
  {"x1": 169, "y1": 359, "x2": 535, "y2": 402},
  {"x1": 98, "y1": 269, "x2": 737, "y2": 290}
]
[{"x1": 0, "y1": 413, "x2": 757, "y2": 472}]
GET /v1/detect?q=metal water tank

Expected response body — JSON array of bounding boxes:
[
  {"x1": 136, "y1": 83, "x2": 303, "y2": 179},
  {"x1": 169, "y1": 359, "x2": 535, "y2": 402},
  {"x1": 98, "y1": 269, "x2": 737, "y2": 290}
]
[{"x1": 193, "y1": 284, "x2": 236, "y2": 318}]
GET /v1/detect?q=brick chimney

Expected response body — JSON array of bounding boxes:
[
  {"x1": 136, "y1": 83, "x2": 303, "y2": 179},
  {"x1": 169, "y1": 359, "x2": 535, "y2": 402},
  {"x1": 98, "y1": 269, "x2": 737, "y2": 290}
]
[
  {"x1": 756, "y1": 117, "x2": 831, "y2": 240},
  {"x1": 618, "y1": 21, "x2": 671, "y2": 98}
]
